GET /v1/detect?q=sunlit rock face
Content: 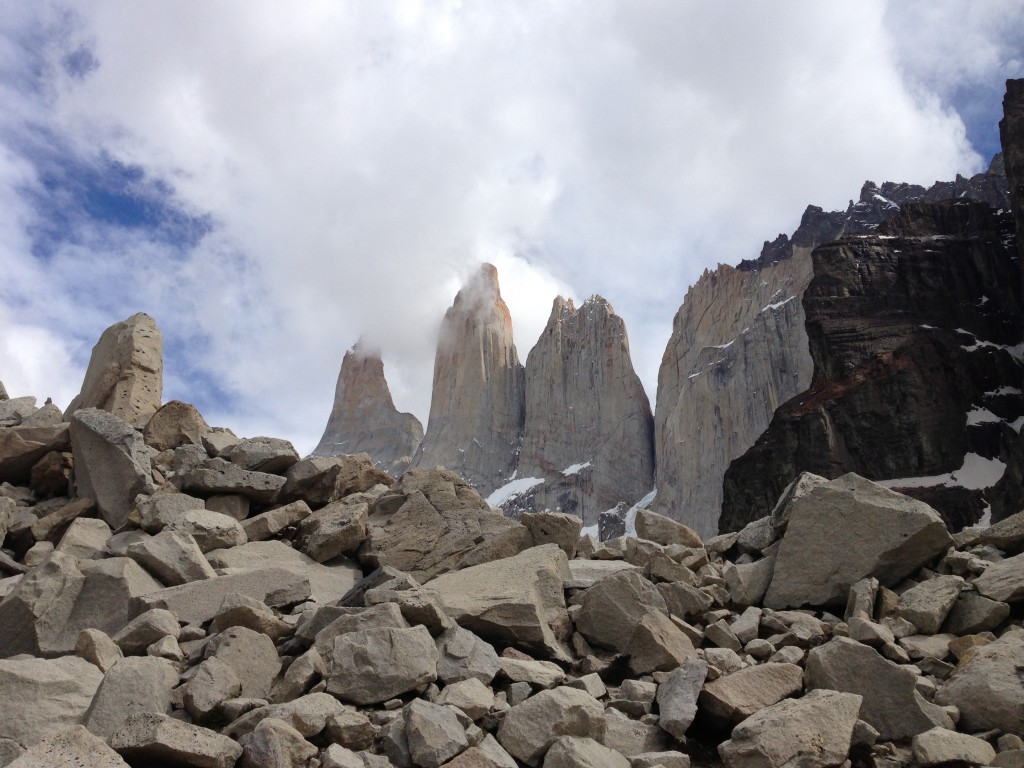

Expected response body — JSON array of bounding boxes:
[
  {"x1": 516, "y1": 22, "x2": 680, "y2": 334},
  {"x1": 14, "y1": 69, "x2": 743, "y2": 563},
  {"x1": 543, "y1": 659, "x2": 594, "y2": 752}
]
[
  {"x1": 411, "y1": 264, "x2": 526, "y2": 496},
  {"x1": 313, "y1": 341, "x2": 423, "y2": 476},
  {"x1": 506, "y1": 296, "x2": 654, "y2": 527},
  {"x1": 655, "y1": 153, "x2": 1014, "y2": 539}
]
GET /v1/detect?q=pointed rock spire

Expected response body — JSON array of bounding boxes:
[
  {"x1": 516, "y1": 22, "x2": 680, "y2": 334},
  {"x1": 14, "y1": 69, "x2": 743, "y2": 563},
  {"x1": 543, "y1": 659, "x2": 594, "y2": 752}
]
[
  {"x1": 411, "y1": 264, "x2": 525, "y2": 494},
  {"x1": 313, "y1": 340, "x2": 423, "y2": 475},
  {"x1": 513, "y1": 296, "x2": 654, "y2": 525}
]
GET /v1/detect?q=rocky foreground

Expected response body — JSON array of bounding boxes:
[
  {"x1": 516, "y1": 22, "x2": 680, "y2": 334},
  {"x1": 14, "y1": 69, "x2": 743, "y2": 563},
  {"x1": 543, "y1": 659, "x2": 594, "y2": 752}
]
[{"x1": 1, "y1": 318, "x2": 1024, "y2": 768}]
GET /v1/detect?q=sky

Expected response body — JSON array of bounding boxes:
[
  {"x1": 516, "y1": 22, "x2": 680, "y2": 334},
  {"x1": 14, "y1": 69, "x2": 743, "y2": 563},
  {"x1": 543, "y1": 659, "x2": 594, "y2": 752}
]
[{"x1": 1, "y1": 1, "x2": 1022, "y2": 455}]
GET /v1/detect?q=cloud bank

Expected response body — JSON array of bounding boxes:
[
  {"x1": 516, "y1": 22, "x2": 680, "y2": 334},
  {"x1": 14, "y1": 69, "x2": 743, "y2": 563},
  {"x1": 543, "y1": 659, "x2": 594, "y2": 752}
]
[{"x1": 0, "y1": 1, "x2": 1020, "y2": 453}]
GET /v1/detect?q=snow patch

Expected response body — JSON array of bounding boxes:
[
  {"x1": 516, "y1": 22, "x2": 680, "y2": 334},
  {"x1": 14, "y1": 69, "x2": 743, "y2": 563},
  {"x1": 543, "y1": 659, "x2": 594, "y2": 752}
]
[
  {"x1": 986, "y1": 386, "x2": 1022, "y2": 396},
  {"x1": 761, "y1": 296, "x2": 796, "y2": 313},
  {"x1": 562, "y1": 461, "x2": 592, "y2": 476},
  {"x1": 957, "y1": 328, "x2": 1024, "y2": 361},
  {"x1": 624, "y1": 488, "x2": 657, "y2": 538},
  {"x1": 710, "y1": 340, "x2": 735, "y2": 350},
  {"x1": 966, "y1": 406, "x2": 1002, "y2": 426},
  {"x1": 878, "y1": 453, "x2": 1006, "y2": 491},
  {"x1": 1011, "y1": 416, "x2": 1024, "y2": 433},
  {"x1": 486, "y1": 477, "x2": 544, "y2": 507}
]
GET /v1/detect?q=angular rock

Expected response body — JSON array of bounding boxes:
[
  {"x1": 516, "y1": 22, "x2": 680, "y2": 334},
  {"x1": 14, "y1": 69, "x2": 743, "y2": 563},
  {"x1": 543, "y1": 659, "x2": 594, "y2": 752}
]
[
  {"x1": 935, "y1": 638, "x2": 1024, "y2": 734},
  {"x1": 313, "y1": 341, "x2": 424, "y2": 475},
  {"x1": 55, "y1": 517, "x2": 112, "y2": 560},
  {"x1": 412, "y1": 264, "x2": 525, "y2": 495},
  {"x1": 279, "y1": 454, "x2": 393, "y2": 507},
  {"x1": 521, "y1": 511, "x2": 582, "y2": 557},
  {"x1": 0, "y1": 655, "x2": 103, "y2": 749},
  {"x1": 30, "y1": 496, "x2": 93, "y2": 544},
  {"x1": 445, "y1": 735, "x2": 519, "y2": 768},
  {"x1": 361, "y1": 468, "x2": 531, "y2": 583},
  {"x1": 325, "y1": 708, "x2": 376, "y2": 751},
  {"x1": 243, "y1": 499, "x2": 312, "y2": 542},
  {"x1": 406, "y1": 698, "x2": 469, "y2": 768},
  {"x1": 700, "y1": 663, "x2": 804, "y2": 725},
  {"x1": 6, "y1": 725, "x2": 130, "y2": 768},
  {"x1": 112, "y1": 607, "x2": 180, "y2": 654},
  {"x1": 435, "y1": 677, "x2": 495, "y2": 720},
  {"x1": 973, "y1": 552, "x2": 1024, "y2": 602},
  {"x1": 138, "y1": 567, "x2": 311, "y2": 624},
  {"x1": 896, "y1": 575, "x2": 964, "y2": 634},
  {"x1": 222, "y1": 693, "x2": 346, "y2": 740},
  {"x1": 207, "y1": 626, "x2": 282, "y2": 699},
  {"x1": 656, "y1": 657, "x2": 708, "y2": 739},
  {"x1": 626, "y1": 609, "x2": 697, "y2": 674},
  {"x1": 576, "y1": 570, "x2": 666, "y2": 652},
  {"x1": 294, "y1": 497, "x2": 365, "y2": 561},
  {"x1": 82, "y1": 656, "x2": 178, "y2": 739},
  {"x1": 75, "y1": 628, "x2": 124, "y2": 672},
  {"x1": 943, "y1": 592, "x2": 1010, "y2": 634},
  {"x1": 765, "y1": 474, "x2": 952, "y2": 609},
  {"x1": 326, "y1": 625, "x2": 438, "y2": 705},
  {"x1": 65, "y1": 313, "x2": 163, "y2": 428},
  {"x1": 210, "y1": 592, "x2": 292, "y2": 640},
  {"x1": 269, "y1": 647, "x2": 325, "y2": 703},
  {"x1": 498, "y1": 657, "x2": 566, "y2": 689},
  {"x1": 496, "y1": 686, "x2": 605, "y2": 767},
  {"x1": 805, "y1": 637, "x2": 952, "y2": 740},
  {"x1": 176, "y1": 457, "x2": 285, "y2": 504},
  {"x1": 312, "y1": 602, "x2": 410, "y2": 658},
  {"x1": 165, "y1": 508, "x2": 247, "y2": 552},
  {"x1": 0, "y1": 421, "x2": 70, "y2": 486},
  {"x1": 108, "y1": 712, "x2": 242, "y2": 768},
  {"x1": 143, "y1": 400, "x2": 210, "y2": 451},
  {"x1": 912, "y1": 726, "x2": 996, "y2": 767},
  {"x1": 134, "y1": 491, "x2": 207, "y2": 532},
  {"x1": 602, "y1": 710, "x2": 670, "y2": 758},
  {"x1": 435, "y1": 625, "x2": 502, "y2": 685},
  {"x1": 185, "y1": 657, "x2": 243, "y2": 722},
  {"x1": 545, "y1": 736, "x2": 631, "y2": 768},
  {"x1": 227, "y1": 436, "x2": 299, "y2": 474},
  {"x1": 238, "y1": 717, "x2": 318, "y2": 768},
  {"x1": 126, "y1": 529, "x2": 216, "y2": 585},
  {"x1": 429, "y1": 544, "x2": 571, "y2": 659},
  {"x1": 0, "y1": 551, "x2": 85, "y2": 657},
  {"x1": 30, "y1": 447, "x2": 73, "y2": 497},
  {"x1": 635, "y1": 510, "x2": 702, "y2": 548},
  {"x1": 69, "y1": 408, "x2": 153, "y2": 528},
  {"x1": 718, "y1": 689, "x2": 862, "y2": 768}
]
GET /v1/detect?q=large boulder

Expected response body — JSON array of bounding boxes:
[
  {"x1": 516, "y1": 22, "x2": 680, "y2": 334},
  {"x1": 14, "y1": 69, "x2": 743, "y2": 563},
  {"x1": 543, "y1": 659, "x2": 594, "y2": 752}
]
[
  {"x1": 718, "y1": 690, "x2": 862, "y2": 768},
  {"x1": 326, "y1": 625, "x2": 439, "y2": 705},
  {"x1": 143, "y1": 400, "x2": 210, "y2": 452},
  {"x1": 765, "y1": 474, "x2": 951, "y2": 609},
  {"x1": 175, "y1": 458, "x2": 285, "y2": 504},
  {"x1": 360, "y1": 468, "x2": 531, "y2": 583},
  {"x1": 496, "y1": 686, "x2": 605, "y2": 767},
  {"x1": 0, "y1": 656, "x2": 103, "y2": 749},
  {"x1": 6, "y1": 725, "x2": 129, "y2": 768},
  {"x1": 0, "y1": 421, "x2": 70, "y2": 485},
  {"x1": 973, "y1": 552, "x2": 1024, "y2": 602},
  {"x1": 428, "y1": 544, "x2": 572, "y2": 659},
  {"x1": 656, "y1": 658, "x2": 708, "y2": 739},
  {"x1": 108, "y1": 712, "x2": 242, "y2": 768},
  {"x1": 575, "y1": 570, "x2": 667, "y2": 652},
  {"x1": 279, "y1": 454, "x2": 393, "y2": 507},
  {"x1": 805, "y1": 637, "x2": 952, "y2": 740},
  {"x1": 935, "y1": 636, "x2": 1024, "y2": 734},
  {"x1": 70, "y1": 408, "x2": 154, "y2": 528},
  {"x1": 700, "y1": 663, "x2": 804, "y2": 726},
  {"x1": 65, "y1": 313, "x2": 163, "y2": 428},
  {"x1": 82, "y1": 657, "x2": 178, "y2": 739}
]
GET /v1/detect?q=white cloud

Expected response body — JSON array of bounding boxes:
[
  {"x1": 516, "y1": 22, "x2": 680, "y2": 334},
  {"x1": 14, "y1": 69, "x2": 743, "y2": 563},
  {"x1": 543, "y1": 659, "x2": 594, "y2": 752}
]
[{"x1": 0, "y1": 1, "x2": 1015, "y2": 455}]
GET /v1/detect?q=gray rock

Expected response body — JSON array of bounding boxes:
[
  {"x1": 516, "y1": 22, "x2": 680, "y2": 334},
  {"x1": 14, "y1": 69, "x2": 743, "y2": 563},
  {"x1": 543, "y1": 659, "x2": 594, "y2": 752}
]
[
  {"x1": 223, "y1": 693, "x2": 345, "y2": 739},
  {"x1": 112, "y1": 608, "x2": 181, "y2": 654},
  {"x1": 545, "y1": 736, "x2": 630, "y2": 768},
  {"x1": 227, "y1": 436, "x2": 300, "y2": 474},
  {"x1": 635, "y1": 510, "x2": 702, "y2": 548},
  {"x1": 185, "y1": 657, "x2": 243, "y2": 722},
  {"x1": 313, "y1": 602, "x2": 410, "y2": 659},
  {"x1": 279, "y1": 454, "x2": 392, "y2": 507},
  {"x1": 521, "y1": 511, "x2": 582, "y2": 558},
  {"x1": 0, "y1": 656, "x2": 103, "y2": 749},
  {"x1": 912, "y1": 726, "x2": 996, "y2": 766},
  {"x1": 294, "y1": 497, "x2": 366, "y2": 561},
  {"x1": 138, "y1": 566, "x2": 311, "y2": 624},
  {"x1": 361, "y1": 468, "x2": 531, "y2": 583},
  {"x1": 445, "y1": 734, "x2": 519, "y2": 768},
  {"x1": 0, "y1": 551, "x2": 85, "y2": 657},
  {"x1": 565, "y1": 560, "x2": 640, "y2": 590},
  {"x1": 6, "y1": 725, "x2": 129, "y2": 768},
  {"x1": 69, "y1": 408, "x2": 154, "y2": 528},
  {"x1": 209, "y1": 592, "x2": 292, "y2": 640},
  {"x1": 718, "y1": 689, "x2": 862, "y2": 768},
  {"x1": 896, "y1": 575, "x2": 964, "y2": 634},
  {"x1": 498, "y1": 657, "x2": 566, "y2": 689},
  {"x1": 406, "y1": 698, "x2": 469, "y2": 768},
  {"x1": 765, "y1": 474, "x2": 951, "y2": 609},
  {"x1": 244, "y1": 499, "x2": 312, "y2": 542},
  {"x1": 935, "y1": 637, "x2": 1024, "y2": 734},
  {"x1": 269, "y1": 647, "x2": 325, "y2": 703},
  {"x1": 576, "y1": 570, "x2": 666, "y2": 652},
  {"x1": 435, "y1": 677, "x2": 495, "y2": 720},
  {"x1": 65, "y1": 313, "x2": 163, "y2": 428},
  {"x1": 176, "y1": 457, "x2": 286, "y2": 504},
  {"x1": 943, "y1": 592, "x2": 1010, "y2": 634},
  {"x1": 722, "y1": 555, "x2": 775, "y2": 609},
  {"x1": 429, "y1": 544, "x2": 572, "y2": 659},
  {"x1": 0, "y1": 422, "x2": 70, "y2": 486},
  {"x1": 435, "y1": 625, "x2": 502, "y2": 685},
  {"x1": 126, "y1": 529, "x2": 217, "y2": 585},
  {"x1": 700, "y1": 663, "x2": 804, "y2": 725},
  {"x1": 974, "y1": 552, "x2": 1024, "y2": 602},
  {"x1": 656, "y1": 657, "x2": 708, "y2": 739},
  {"x1": 75, "y1": 628, "x2": 124, "y2": 672},
  {"x1": 207, "y1": 626, "x2": 281, "y2": 699},
  {"x1": 657, "y1": 581, "x2": 714, "y2": 622},
  {"x1": 83, "y1": 656, "x2": 178, "y2": 739},
  {"x1": 626, "y1": 609, "x2": 697, "y2": 674},
  {"x1": 496, "y1": 686, "x2": 605, "y2": 767},
  {"x1": 54, "y1": 517, "x2": 112, "y2": 560},
  {"x1": 805, "y1": 637, "x2": 952, "y2": 740},
  {"x1": 601, "y1": 710, "x2": 671, "y2": 758},
  {"x1": 325, "y1": 708, "x2": 376, "y2": 751},
  {"x1": 134, "y1": 491, "x2": 207, "y2": 532},
  {"x1": 238, "y1": 717, "x2": 318, "y2": 768},
  {"x1": 108, "y1": 712, "x2": 242, "y2": 768},
  {"x1": 143, "y1": 400, "x2": 210, "y2": 452},
  {"x1": 165, "y1": 508, "x2": 247, "y2": 552},
  {"x1": 326, "y1": 625, "x2": 438, "y2": 705}
]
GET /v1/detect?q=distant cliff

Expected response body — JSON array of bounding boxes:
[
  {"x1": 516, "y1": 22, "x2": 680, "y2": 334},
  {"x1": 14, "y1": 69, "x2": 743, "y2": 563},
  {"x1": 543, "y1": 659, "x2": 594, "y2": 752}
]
[{"x1": 312, "y1": 341, "x2": 423, "y2": 475}]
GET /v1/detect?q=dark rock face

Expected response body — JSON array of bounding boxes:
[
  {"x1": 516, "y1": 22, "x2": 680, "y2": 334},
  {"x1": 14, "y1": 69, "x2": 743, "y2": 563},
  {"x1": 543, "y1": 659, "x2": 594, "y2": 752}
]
[
  {"x1": 313, "y1": 342, "x2": 423, "y2": 476},
  {"x1": 720, "y1": 199, "x2": 1022, "y2": 532},
  {"x1": 411, "y1": 264, "x2": 526, "y2": 496},
  {"x1": 507, "y1": 297, "x2": 654, "y2": 526}
]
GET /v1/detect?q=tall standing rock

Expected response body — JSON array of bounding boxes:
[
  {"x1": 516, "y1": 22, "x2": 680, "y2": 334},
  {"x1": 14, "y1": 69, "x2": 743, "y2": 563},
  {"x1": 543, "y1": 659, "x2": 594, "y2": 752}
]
[
  {"x1": 412, "y1": 264, "x2": 525, "y2": 496},
  {"x1": 65, "y1": 313, "x2": 163, "y2": 428},
  {"x1": 511, "y1": 297, "x2": 654, "y2": 526},
  {"x1": 313, "y1": 341, "x2": 424, "y2": 476}
]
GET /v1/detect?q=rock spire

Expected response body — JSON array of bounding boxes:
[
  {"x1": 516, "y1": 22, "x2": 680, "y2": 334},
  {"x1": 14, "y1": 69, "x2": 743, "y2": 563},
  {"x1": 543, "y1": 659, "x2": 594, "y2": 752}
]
[
  {"x1": 411, "y1": 264, "x2": 525, "y2": 494},
  {"x1": 313, "y1": 341, "x2": 423, "y2": 476}
]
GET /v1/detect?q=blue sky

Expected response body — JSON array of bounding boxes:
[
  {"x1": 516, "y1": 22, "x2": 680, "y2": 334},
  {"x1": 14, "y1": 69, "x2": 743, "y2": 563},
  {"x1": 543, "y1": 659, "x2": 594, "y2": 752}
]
[{"x1": 1, "y1": 1, "x2": 1021, "y2": 454}]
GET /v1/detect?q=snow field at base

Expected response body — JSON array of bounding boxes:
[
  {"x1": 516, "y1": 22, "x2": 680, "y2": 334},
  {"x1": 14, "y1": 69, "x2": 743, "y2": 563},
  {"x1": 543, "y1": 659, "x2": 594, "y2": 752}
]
[{"x1": 878, "y1": 452, "x2": 1007, "y2": 492}]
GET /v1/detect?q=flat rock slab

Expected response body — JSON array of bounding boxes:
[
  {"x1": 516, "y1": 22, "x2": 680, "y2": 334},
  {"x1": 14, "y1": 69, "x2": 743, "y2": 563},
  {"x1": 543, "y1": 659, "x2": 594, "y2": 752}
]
[
  {"x1": 765, "y1": 474, "x2": 951, "y2": 610},
  {"x1": 176, "y1": 457, "x2": 286, "y2": 504},
  {"x1": 109, "y1": 712, "x2": 242, "y2": 768},
  {"x1": 700, "y1": 663, "x2": 804, "y2": 725},
  {"x1": 7, "y1": 725, "x2": 129, "y2": 768},
  {"x1": 138, "y1": 567, "x2": 311, "y2": 624},
  {"x1": 973, "y1": 552, "x2": 1024, "y2": 602},
  {"x1": 496, "y1": 686, "x2": 605, "y2": 767},
  {"x1": 912, "y1": 726, "x2": 996, "y2": 766},
  {"x1": 564, "y1": 559, "x2": 640, "y2": 589}
]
